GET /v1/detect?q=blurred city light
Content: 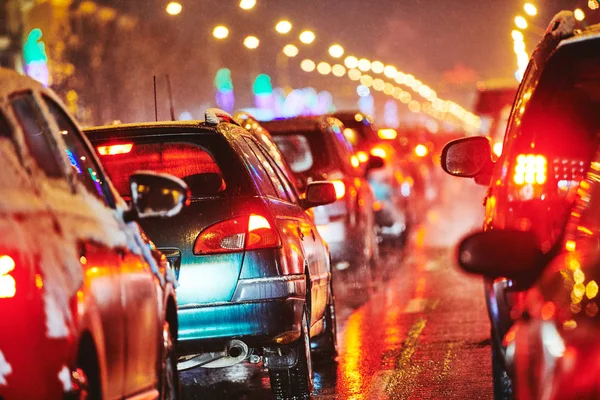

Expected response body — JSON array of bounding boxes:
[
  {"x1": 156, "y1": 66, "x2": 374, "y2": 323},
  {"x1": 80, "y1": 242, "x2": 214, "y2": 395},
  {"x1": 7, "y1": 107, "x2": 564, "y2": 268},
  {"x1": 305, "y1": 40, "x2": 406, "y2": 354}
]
[
  {"x1": 378, "y1": 128, "x2": 398, "y2": 140},
  {"x1": 574, "y1": 8, "x2": 585, "y2": 21},
  {"x1": 283, "y1": 44, "x2": 299, "y2": 57},
  {"x1": 356, "y1": 85, "x2": 370, "y2": 97},
  {"x1": 166, "y1": 2, "x2": 182, "y2": 15},
  {"x1": 371, "y1": 61, "x2": 384, "y2": 74},
  {"x1": 213, "y1": 25, "x2": 229, "y2": 39},
  {"x1": 328, "y1": 44, "x2": 345, "y2": 58},
  {"x1": 515, "y1": 16, "x2": 528, "y2": 29},
  {"x1": 524, "y1": 3, "x2": 537, "y2": 16},
  {"x1": 299, "y1": 30, "x2": 316, "y2": 44},
  {"x1": 332, "y1": 64, "x2": 346, "y2": 77},
  {"x1": 348, "y1": 68, "x2": 361, "y2": 80},
  {"x1": 239, "y1": 0, "x2": 256, "y2": 10},
  {"x1": 414, "y1": 144, "x2": 428, "y2": 157},
  {"x1": 358, "y1": 58, "x2": 371, "y2": 72},
  {"x1": 244, "y1": 36, "x2": 260, "y2": 49},
  {"x1": 590, "y1": 0, "x2": 600, "y2": 10},
  {"x1": 317, "y1": 62, "x2": 332, "y2": 75},
  {"x1": 384, "y1": 65, "x2": 397, "y2": 78},
  {"x1": 275, "y1": 20, "x2": 292, "y2": 34},
  {"x1": 300, "y1": 59, "x2": 316, "y2": 72},
  {"x1": 344, "y1": 56, "x2": 358, "y2": 69},
  {"x1": 511, "y1": 30, "x2": 524, "y2": 41}
]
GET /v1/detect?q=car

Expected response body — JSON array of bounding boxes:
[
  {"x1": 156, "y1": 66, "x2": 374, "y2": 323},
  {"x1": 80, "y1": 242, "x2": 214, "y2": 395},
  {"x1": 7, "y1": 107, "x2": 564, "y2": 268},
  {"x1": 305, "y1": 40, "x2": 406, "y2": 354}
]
[
  {"x1": 84, "y1": 109, "x2": 338, "y2": 400},
  {"x1": 261, "y1": 116, "x2": 383, "y2": 274},
  {"x1": 456, "y1": 144, "x2": 600, "y2": 399},
  {"x1": 0, "y1": 68, "x2": 186, "y2": 399},
  {"x1": 334, "y1": 111, "x2": 410, "y2": 245},
  {"x1": 441, "y1": 12, "x2": 600, "y2": 399}
]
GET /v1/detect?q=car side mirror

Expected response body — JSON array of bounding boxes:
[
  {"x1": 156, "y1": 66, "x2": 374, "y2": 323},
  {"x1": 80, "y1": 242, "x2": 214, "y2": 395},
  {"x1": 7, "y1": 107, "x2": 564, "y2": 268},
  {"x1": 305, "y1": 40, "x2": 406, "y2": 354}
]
[
  {"x1": 365, "y1": 155, "x2": 385, "y2": 173},
  {"x1": 458, "y1": 230, "x2": 544, "y2": 281},
  {"x1": 441, "y1": 137, "x2": 493, "y2": 182},
  {"x1": 301, "y1": 181, "x2": 337, "y2": 209},
  {"x1": 126, "y1": 171, "x2": 190, "y2": 221}
]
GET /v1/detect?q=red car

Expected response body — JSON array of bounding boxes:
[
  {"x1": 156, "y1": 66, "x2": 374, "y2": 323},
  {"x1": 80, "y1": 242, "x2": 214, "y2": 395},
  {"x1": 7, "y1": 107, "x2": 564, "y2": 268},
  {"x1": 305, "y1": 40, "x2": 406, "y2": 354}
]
[{"x1": 0, "y1": 68, "x2": 187, "y2": 399}]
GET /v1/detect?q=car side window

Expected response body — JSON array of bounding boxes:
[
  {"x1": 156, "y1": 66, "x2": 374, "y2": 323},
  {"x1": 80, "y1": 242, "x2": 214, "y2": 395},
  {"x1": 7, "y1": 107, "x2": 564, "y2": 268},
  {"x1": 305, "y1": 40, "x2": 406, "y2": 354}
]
[
  {"x1": 0, "y1": 110, "x2": 12, "y2": 139},
  {"x1": 244, "y1": 137, "x2": 291, "y2": 202},
  {"x1": 11, "y1": 93, "x2": 64, "y2": 178},
  {"x1": 43, "y1": 97, "x2": 112, "y2": 205},
  {"x1": 252, "y1": 140, "x2": 299, "y2": 203},
  {"x1": 236, "y1": 135, "x2": 278, "y2": 198}
]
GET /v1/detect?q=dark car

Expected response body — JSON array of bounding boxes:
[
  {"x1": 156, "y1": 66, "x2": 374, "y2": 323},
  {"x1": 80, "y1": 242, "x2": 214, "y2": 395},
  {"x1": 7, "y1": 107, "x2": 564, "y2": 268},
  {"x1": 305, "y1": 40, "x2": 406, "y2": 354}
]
[
  {"x1": 441, "y1": 13, "x2": 600, "y2": 398},
  {"x1": 0, "y1": 68, "x2": 185, "y2": 399},
  {"x1": 456, "y1": 145, "x2": 600, "y2": 399},
  {"x1": 262, "y1": 116, "x2": 383, "y2": 274},
  {"x1": 334, "y1": 111, "x2": 409, "y2": 244},
  {"x1": 85, "y1": 109, "x2": 338, "y2": 399}
]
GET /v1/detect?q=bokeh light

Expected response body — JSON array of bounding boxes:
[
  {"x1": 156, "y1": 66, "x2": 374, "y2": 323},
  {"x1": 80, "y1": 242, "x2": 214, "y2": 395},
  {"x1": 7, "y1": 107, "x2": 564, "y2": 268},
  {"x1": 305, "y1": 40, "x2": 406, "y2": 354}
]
[
  {"x1": 574, "y1": 8, "x2": 585, "y2": 21},
  {"x1": 524, "y1": 3, "x2": 537, "y2": 16},
  {"x1": 329, "y1": 44, "x2": 345, "y2": 58},
  {"x1": 275, "y1": 20, "x2": 292, "y2": 34},
  {"x1": 299, "y1": 30, "x2": 316, "y2": 44},
  {"x1": 317, "y1": 62, "x2": 332, "y2": 75},
  {"x1": 239, "y1": 0, "x2": 256, "y2": 10},
  {"x1": 332, "y1": 64, "x2": 346, "y2": 77},
  {"x1": 300, "y1": 59, "x2": 316, "y2": 72},
  {"x1": 515, "y1": 16, "x2": 528, "y2": 29},
  {"x1": 243, "y1": 36, "x2": 260, "y2": 49},
  {"x1": 283, "y1": 44, "x2": 299, "y2": 57},
  {"x1": 166, "y1": 2, "x2": 182, "y2": 15},
  {"x1": 371, "y1": 61, "x2": 384, "y2": 74},
  {"x1": 213, "y1": 25, "x2": 229, "y2": 39},
  {"x1": 344, "y1": 56, "x2": 358, "y2": 69},
  {"x1": 358, "y1": 58, "x2": 371, "y2": 72}
]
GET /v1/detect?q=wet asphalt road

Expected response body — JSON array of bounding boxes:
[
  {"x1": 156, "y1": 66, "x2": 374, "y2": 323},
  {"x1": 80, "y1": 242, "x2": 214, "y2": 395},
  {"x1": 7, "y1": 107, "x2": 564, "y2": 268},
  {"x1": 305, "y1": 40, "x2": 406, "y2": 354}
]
[{"x1": 180, "y1": 179, "x2": 493, "y2": 399}]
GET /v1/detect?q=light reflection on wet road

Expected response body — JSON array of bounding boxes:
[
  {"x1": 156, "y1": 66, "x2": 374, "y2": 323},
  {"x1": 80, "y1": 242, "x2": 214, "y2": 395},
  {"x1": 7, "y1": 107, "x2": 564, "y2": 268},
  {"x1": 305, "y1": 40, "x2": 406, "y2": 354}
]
[{"x1": 181, "y1": 179, "x2": 493, "y2": 399}]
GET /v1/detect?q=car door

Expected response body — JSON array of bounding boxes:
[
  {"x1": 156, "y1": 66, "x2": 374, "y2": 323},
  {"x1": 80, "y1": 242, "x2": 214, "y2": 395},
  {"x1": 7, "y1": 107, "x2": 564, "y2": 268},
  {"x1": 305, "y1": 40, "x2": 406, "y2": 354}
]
[
  {"x1": 244, "y1": 137, "x2": 328, "y2": 324},
  {"x1": 10, "y1": 92, "x2": 127, "y2": 399},
  {"x1": 43, "y1": 96, "x2": 161, "y2": 395}
]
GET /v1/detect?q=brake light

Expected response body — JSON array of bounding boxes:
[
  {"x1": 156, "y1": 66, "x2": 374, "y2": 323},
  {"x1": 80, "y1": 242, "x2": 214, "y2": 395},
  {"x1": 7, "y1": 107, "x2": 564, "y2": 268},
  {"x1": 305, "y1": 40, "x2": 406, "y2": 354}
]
[
  {"x1": 378, "y1": 128, "x2": 398, "y2": 140},
  {"x1": 357, "y1": 151, "x2": 369, "y2": 163},
  {"x1": 493, "y1": 142, "x2": 503, "y2": 157},
  {"x1": 370, "y1": 147, "x2": 387, "y2": 159},
  {"x1": 193, "y1": 214, "x2": 281, "y2": 255},
  {"x1": 513, "y1": 154, "x2": 546, "y2": 185},
  {"x1": 332, "y1": 180, "x2": 346, "y2": 200},
  {"x1": 0, "y1": 255, "x2": 16, "y2": 299},
  {"x1": 97, "y1": 143, "x2": 133, "y2": 156}
]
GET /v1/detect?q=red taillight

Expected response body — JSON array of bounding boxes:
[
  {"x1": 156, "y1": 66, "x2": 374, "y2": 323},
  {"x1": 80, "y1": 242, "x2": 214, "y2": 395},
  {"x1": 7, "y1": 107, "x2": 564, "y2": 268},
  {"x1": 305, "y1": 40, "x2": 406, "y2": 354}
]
[
  {"x1": 97, "y1": 143, "x2": 133, "y2": 155},
  {"x1": 332, "y1": 180, "x2": 346, "y2": 200},
  {"x1": 193, "y1": 214, "x2": 281, "y2": 255},
  {"x1": 513, "y1": 154, "x2": 547, "y2": 185},
  {"x1": 0, "y1": 255, "x2": 16, "y2": 299}
]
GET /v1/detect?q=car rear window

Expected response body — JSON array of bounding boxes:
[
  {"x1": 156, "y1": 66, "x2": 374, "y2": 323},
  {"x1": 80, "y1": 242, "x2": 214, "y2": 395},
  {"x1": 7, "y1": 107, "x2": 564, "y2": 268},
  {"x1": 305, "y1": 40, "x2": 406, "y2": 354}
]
[
  {"x1": 272, "y1": 133, "x2": 330, "y2": 174},
  {"x1": 94, "y1": 134, "x2": 250, "y2": 199}
]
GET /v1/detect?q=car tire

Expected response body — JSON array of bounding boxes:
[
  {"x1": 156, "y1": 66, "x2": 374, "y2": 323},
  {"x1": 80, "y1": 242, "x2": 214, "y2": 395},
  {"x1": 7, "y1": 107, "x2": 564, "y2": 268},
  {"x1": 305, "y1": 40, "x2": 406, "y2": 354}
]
[
  {"x1": 311, "y1": 284, "x2": 338, "y2": 362},
  {"x1": 76, "y1": 339, "x2": 101, "y2": 400},
  {"x1": 159, "y1": 321, "x2": 180, "y2": 400},
  {"x1": 492, "y1": 339, "x2": 513, "y2": 400},
  {"x1": 269, "y1": 307, "x2": 313, "y2": 400}
]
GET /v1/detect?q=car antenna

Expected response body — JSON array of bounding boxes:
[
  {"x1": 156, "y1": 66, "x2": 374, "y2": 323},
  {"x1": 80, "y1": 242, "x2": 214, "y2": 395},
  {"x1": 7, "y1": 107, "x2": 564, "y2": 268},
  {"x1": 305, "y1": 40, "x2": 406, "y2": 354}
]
[
  {"x1": 153, "y1": 75, "x2": 158, "y2": 122},
  {"x1": 166, "y1": 74, "x2": 176, "y2": 121}
]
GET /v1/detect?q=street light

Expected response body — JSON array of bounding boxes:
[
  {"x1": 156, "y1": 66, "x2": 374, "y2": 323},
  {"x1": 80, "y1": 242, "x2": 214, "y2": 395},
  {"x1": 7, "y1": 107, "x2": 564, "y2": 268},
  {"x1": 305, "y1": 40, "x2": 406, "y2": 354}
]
[
  {"x1": 243, "y1": 36, "x2": 260, "y2": 49},
  {"x1": 357, "y1": 58, "x2": 371, "y2": 72},
  {"x1": 524, "y1": 3, "x2": 537, "y2": 16},
  {"x1": 299, "y1": 30, "x2": 316, "y2": 44},
  {"x1": 283, "y1": 44, "x2": 299, "y2": 57},
  {"x1": 590, "y1": 0, "x2": 600, "y2": 10},
  {"x1": 166, "y1": 2, "x2": 182, "y2": 15},
  {"x1": 213, "y1": 25, "x2": 229, "y2": 39},
  {"x1": 511, "y1": 29, "x2": 524, "y2": 41},
  {"x1": 574, "y1": 8, "x2": 585, "y2": 21},
  {"x1": 275, "y1": 20, "x2": 292, "y2": 34},
  {"x1": 332, "y1": 64, "x2": 346, "y2": 77},
  {"x1": 300, "y1": 59, "x2": 316, "y2": 72},
  {"x1": 384, "y1": 65, "x2": 397, "y2": 78},
  {"x1": 239, "y1": 0, "x2": 256, "y2": 10},
  {"x1": 344, "y1": 56, "x2": 358, "y2": 69},
  {"x1": 317, "y1": 62, "x2": 331, "y2": 75},
  {"x1": 515, "y1": 16, "x2": 528, "y2": 29},
  {"x1": 371, "y1": 61, "x2": 384, "y2": 74},
  {"x1": 328, "y1": 44, "x2": 344, "y2": 58}
]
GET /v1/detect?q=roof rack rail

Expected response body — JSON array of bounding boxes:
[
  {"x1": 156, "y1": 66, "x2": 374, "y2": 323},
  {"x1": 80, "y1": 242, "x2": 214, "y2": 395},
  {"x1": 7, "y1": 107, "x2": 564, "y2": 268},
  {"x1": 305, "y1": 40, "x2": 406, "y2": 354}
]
[
  {"x1": 205, "y1": 108, "x2": 240, "y2": 126},
  {"x1": 533, "y1": 10, "x2": 577, "y2": 67}
]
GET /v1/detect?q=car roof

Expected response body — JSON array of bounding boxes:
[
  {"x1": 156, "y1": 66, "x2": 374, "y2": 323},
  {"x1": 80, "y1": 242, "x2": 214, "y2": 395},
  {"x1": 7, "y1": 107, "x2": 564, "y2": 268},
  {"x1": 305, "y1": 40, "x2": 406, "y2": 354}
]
[
  {"x1": 84, "y1": 120, "x2": 219, "y2": 141},
  {"x1": 559, "y1": 24, "x2": 600, "y2": 48},
  {"x1": 260, "y1": 115, "x2": 339, "y2": 134},
  {"x1": 0, "y1": 68, "x2": 46, "y2": 97}
]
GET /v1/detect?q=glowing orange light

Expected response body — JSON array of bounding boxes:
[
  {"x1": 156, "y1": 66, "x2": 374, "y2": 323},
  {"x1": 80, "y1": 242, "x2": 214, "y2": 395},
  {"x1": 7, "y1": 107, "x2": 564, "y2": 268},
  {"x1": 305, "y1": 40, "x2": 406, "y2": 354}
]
[
  {"x1": 541, "y1": 302, "x2": 556, "y2": 320},
  {"x1": 513, "y1": 154, "x2": 546, "y2": 185},
  {"x1": 357, "y1": 151, "x2": 369, "y2": 163},
  {"x1": 332, "y1": 180, "x2": 346, "y2": 199},
  {"x1": 35, "y1": 274, "x2": 43, "y2": 289},
  {"x1": 414, "y1": 144, "x2": 428, "y2": 157},
  {"x1": 248, "y1": 214, "x2": 271, "y2": 231},
  {"x1": 493, "y1": 142, "x2": 503, "y2": 157},
  {"x1": 566, "y1": 240, "x2": 576, "y2": 252},
  {"x1": 350, "y1": 155, "x2": 360, "y2": 168},
  {"x1": 97, "y1": 143, "x2": 133, "y2": 155},
  {"x1": 370, "y1": 147, "x2": 387, "y2": 159},
  {"x1": 373, "y1": 201, "x2": 382, "y2": 211},
  {"x1": 378, "y1": 128, "x2": 398, "y2": 140},
  {"x1": 0, "y1": 255, "x2": 16, "y2": 298}
]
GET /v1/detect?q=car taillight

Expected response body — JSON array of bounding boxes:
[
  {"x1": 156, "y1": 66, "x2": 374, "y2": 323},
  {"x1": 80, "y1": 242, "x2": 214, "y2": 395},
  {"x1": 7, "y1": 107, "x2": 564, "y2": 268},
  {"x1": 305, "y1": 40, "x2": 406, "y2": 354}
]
[
  {"x1": 97, "y1": 143, "x2": 133, "y2": 155},
  {"x1": 332, "y1": 180, "x2": 346, "y2": 200},
  {"x1": 513, "y1": 154, "x2": 547, "y2": 185},
  {"x1": 193, "y1": 214, "x2": 281, "y2": 255},
  {"x1": 0, "y1": 255, "x2": 16, "y2": 299}
]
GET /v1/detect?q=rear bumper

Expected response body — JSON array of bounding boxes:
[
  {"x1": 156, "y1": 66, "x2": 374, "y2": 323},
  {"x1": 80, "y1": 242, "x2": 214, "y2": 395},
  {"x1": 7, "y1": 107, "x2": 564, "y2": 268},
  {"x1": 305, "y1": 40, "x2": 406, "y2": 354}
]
[{"x1": 177, "y1": 297, "x2": 304, "y2": 355}]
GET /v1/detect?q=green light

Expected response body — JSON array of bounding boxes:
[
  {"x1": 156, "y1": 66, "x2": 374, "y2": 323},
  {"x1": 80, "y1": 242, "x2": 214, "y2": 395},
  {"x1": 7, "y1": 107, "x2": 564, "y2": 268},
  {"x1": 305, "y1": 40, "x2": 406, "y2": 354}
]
[
  {"x1": 253, "y1": 74, "x2": 272, "y2": 95},
  {"x1": 214, "y1": 68, "x2": 233, "y2": 92},
  {"x1": 23, "y1": 29, "x2": 48, "y2": 65}
]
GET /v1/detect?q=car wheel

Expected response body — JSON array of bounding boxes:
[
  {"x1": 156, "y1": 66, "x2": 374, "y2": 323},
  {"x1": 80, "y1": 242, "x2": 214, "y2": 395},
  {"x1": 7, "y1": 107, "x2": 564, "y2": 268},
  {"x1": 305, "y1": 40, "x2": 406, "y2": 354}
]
[
  {"x1": 76, "y1": 341, "x2": 101, "y2": 400},
  {"x1": 269, "y1": 307, "x2": 313, "y2": 400},
  {"x1": 311, "y1": 284, "x2": 338, "y2": 362},
  {"x1": 159, "y1": 321, "x2": 180, "y2": 400},
  {"x1": 492, "y1": 339, "x2": 513, "y2": 400}
]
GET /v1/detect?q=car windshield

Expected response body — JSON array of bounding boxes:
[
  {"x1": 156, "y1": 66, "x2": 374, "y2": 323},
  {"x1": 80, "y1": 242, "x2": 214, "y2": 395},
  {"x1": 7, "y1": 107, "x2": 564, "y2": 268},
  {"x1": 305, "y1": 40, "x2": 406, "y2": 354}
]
[{"x1": 95, "y1": 133, "x2": 250, "y2": 199}]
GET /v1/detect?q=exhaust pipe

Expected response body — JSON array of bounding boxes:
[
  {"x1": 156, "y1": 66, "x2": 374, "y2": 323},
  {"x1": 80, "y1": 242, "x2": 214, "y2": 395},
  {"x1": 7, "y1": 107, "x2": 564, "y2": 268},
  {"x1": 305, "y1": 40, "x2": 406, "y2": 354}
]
[{"x1": 178, "y1": 339, "x2": 249, "y2": 371}]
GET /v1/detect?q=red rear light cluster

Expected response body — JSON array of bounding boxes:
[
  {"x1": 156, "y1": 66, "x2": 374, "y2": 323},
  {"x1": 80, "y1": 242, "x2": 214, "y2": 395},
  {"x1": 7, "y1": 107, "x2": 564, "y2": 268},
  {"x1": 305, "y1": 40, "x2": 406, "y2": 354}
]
[
  {"x1": 0, "y1": 255, "x2": 16, "y2": 299},
  {"x1": 513, "y1": 154, "x2": 547, "y2": 185},
  {"x1": 193, "y1": 214, "x2": 281, "y2": 255}
]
